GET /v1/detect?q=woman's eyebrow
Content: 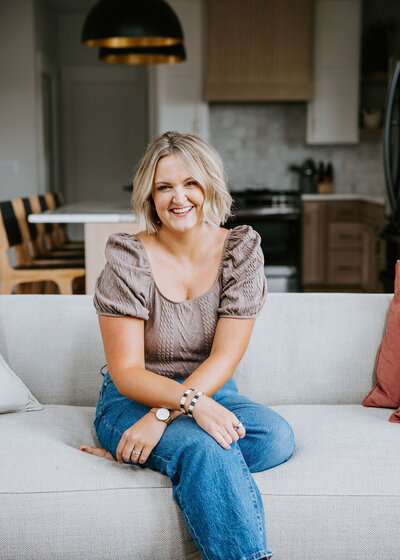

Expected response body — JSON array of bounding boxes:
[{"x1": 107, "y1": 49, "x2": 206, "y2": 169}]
[{"x1": 154, "y1": 177, "x2": 195, "y2": 185}]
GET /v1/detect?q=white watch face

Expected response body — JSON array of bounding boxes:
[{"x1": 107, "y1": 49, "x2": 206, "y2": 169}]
[{"x1": 156, "y1": 408, "x2": 170, "y2": 421}]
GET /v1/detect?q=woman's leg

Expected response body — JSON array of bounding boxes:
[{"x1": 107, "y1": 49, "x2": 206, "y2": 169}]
[
  {"x1": 213, "y1": 378, "x2": 296, "y2": 473},
  {"x1": 93, "y1": 373, "x2": 274, "y2": 560}
]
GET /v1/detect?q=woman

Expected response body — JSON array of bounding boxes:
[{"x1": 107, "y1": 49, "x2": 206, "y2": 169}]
[{"x1": 78, "y1": 131, "x2": 295, "y2": 560}]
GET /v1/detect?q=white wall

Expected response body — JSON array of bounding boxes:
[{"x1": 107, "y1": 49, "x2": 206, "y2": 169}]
[
  {"x1": 56, "y1": 10, "x2": 148, "y2": 206},
  {"x1": 0, "y1": 0, "x2": 38, "y2": 200}
]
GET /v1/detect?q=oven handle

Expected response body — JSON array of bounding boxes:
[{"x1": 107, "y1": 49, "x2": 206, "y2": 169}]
[{"x1": 234, "y1": 208, "x2": 300, "y2": 218}]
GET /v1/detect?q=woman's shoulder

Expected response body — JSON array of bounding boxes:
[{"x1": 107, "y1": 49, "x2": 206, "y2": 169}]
[
  {"x1": 105, "y1": 232, "x2": 151, "y2": 271},
  {"x1": 223, "y1": 225, "x2": 262, "y2": 264},
  {"x1": 93, "y1": 232, "x2": 152, "y2": 318}
]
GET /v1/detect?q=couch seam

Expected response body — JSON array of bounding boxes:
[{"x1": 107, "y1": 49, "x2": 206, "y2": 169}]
[{"x1": 1, "y1": 489, "x2": 399, "y2": 497}]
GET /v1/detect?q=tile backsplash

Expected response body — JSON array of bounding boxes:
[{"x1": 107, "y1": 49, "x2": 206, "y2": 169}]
[{"x1": 209, "y1": 103, "x2": 384, "y2": 196}]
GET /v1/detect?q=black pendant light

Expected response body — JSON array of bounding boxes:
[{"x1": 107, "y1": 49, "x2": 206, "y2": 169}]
[
  {"x1": 81, "y1": 0, "x2": 184, "y2": 48},
  {"x1": 99, "y1": 43, "x2": 186, "y2": 65}
]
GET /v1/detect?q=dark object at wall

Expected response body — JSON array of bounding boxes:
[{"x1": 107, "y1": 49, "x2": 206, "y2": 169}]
[
  {"x1": 362, "y1": 19, "x2": 398, "y2": 74},
  {"x1": 289, "y1": 159, "x2": 317, "y2": 194}
]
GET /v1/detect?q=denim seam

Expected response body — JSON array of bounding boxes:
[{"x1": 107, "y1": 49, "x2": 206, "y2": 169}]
[
  {"x1": 174, "y1": 484, "x2": 211, "y2": 560},
  {"x1": 238, "y1": 550, "x2": 269, "y2": 560},
  {"x1": 233, "y1": 440, "x2": 266, "y2": 552}
]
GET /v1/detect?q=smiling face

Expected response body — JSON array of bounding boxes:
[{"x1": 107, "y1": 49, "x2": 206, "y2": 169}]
[{"x1": 151, "y1": 154, "x2": 205, "y2": 233}]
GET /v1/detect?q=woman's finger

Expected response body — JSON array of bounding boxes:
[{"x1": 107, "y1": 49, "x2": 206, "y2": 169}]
[
  {"x1": 122, "y1": 441, "x2": 137, "y2": 463},
  {"x1": 117, "y1": 433, "x2": 133, "y2": 463},
  {"x1": 232, "y1": 420, "x2": 246, "y2": 438},
  {"x1": 227, "y1": 426, "x2": 239, "y2": 442},
  {"x1": 222, "y1": 430, "x2": 233, "y2": 445},
  {"x1": 138, "y1": 445, "x2": 151, "y2": 464},
  {"x1": 130, "y1": 446, "x2": 143, "y2": 463},
  {"x1": 213, "y1": 431, "x2": 231, "y2": 450},
  {"x1": 116, "y1": 439, "x2": 125, "y2": 464}
]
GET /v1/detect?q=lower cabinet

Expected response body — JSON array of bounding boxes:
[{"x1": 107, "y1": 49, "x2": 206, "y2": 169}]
[{"x1": 302, "y1": 199, "x2": 385, "y2": 292}]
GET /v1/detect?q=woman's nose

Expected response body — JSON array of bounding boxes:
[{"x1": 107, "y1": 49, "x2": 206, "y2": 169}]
[{"x1": 172, "y1": 187, "x2": 187, "y2": 204}]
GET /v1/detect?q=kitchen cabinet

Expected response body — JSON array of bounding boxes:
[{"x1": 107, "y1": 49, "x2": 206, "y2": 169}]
[
  {"x1": 302, "y1": 201, "x2": 326, "y2": 284},
  {"x1": 302, "y1": 198, "x2": 385, "y2": 292},
  {"x1": 306, "y1": 0, "x2": 361, "y2": 144},
  {"x1": 361, "y1": 202, "x2": 386, "y2": 293},
  {"x1": 205, "y1": 0, "x2": 314, "y2": 102}
]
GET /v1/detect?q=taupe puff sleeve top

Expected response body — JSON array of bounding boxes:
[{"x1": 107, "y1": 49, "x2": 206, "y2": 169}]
[{"x1": 94, "y1": 225, "x2": 267, "y2": 379}]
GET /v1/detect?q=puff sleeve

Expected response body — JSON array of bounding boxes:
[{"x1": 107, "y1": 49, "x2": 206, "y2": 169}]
[
  {"x1": 93, "y1": 233, "x2": 151, "y2": 320},
  {"x1": 218, "y1": 225, "x2": 267, "y2": 318}
]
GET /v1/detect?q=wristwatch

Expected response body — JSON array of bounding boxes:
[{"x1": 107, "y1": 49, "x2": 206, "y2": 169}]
[{"x1": 151, "y1": 407, "x2": 172, "y2": 425}]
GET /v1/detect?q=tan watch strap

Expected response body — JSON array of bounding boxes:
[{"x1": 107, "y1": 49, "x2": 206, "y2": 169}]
[{"x1": 151, "y1": 407, "x2": 172, "y2": 425}]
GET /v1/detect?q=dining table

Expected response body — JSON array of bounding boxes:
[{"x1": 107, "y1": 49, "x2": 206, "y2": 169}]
[{"x1": 28, "y1": 202, "x2": 140, "y2": 294}]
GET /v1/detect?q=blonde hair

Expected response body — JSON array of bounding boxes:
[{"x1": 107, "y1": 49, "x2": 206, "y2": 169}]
[{"x1": 132, "y1": 131, "x2": 232, "y2": 234}]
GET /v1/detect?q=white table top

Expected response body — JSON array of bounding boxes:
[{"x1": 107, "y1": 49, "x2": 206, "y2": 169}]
[{"x1": 28, "y1": 202, "x2": 137, "y2": 223}]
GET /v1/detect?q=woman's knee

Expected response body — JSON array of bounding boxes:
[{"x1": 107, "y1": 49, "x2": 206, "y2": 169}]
[{"x1": 248, "y1": 410, "x2": 296, "y2": 472}]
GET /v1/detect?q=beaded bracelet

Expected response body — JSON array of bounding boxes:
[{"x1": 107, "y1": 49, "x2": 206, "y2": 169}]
[
  {"x1": 180, "y1": 388, "x2": 196, "y2": 414},
  {"x1": 187, "y1": 391, "x2": 204, "y2": 417}
]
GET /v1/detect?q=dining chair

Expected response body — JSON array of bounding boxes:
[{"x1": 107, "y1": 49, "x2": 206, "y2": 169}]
[
  {"x1": 0, "y1": 200, "x2": 85, "y2": 295},
  {"x1": 29, "y1": 195, "x2": 84, "y2": 259},
  {"x1": 14, "y1": 197, "x2": 84, "y2": 265},
  {"x1": 45, "y1": 191, "x2": 84, "y2": 250}
]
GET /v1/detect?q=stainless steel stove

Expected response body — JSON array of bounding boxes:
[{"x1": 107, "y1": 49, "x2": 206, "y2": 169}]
[{"x1": 226, "y1": 189, "x2": 301, "y2": 292}]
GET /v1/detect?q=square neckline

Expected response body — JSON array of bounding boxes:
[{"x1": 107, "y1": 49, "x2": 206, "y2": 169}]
[{"x1": 134, "y1": 229, "x2": 232, "y2": 305}]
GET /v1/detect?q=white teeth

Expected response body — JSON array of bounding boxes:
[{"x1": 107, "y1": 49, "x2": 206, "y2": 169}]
[{"x1": 170, "y1": 206, "x2": 193, "y2": 214}]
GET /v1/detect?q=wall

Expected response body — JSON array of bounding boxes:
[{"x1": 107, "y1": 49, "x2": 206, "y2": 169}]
[
  {"x1": 0, "y1": 0, "x2": 38, "y2": 200},
  {"x1": 210, "y1": 103, "x2": 383, "y2": 194},
  {"x1": 56, "y1": 10, "x2": 148, "y2": 207}
]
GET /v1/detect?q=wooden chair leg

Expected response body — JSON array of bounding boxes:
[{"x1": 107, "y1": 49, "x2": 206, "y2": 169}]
[
  {"x1": 1, "y1": 279, "x2": 15, "y2": 294},
  {"x1": 55, "y1": 279, "x2": 74, "y2": 295},
  {"x1": 44, "y1": 281, "x2": 58, "y2": 294}
]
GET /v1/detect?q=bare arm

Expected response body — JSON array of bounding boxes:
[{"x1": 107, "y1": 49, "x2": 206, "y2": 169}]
[
  {"x1": 183, "y1": 316, "x2": 256, "y2": 396},
  {"x1": 99, "y1": 314, "x2": 255, "y2": 407},
  {"x1": 98, "y1": 314, "x2": 255, "y2": 454},
  {"x1": 98, "y1": 314, "x2": 188, "y2": 410}
]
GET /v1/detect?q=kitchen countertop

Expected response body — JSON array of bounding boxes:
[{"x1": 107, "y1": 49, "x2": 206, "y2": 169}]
[
  {"x1": 28, "y1": 202, "x2": 137, "y2": 223},
  {"x1": 301, "y1": 194, "x2": 385, "y2": 205}
]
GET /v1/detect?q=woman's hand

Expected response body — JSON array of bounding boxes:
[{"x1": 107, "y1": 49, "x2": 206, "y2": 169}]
[
  {"x1": 116, "y1": 412, "x2": 166, "y2": 465},
  {"x1": 191, "y1": 395, "x2": 246, "y2": 449}
]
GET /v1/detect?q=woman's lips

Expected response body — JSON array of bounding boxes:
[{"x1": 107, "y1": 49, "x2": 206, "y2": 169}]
[{"x1": 169, "y1": 206, "x2": 194, "y2": 217}]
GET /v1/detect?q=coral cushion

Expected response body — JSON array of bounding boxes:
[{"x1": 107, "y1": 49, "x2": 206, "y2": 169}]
[{"x1": 363, "y1": 260, "x2": 400, "y2": 423}]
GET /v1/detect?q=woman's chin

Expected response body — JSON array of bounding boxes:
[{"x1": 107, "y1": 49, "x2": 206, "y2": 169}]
[{"x1": 163, "y1": 215, "x2": 203, "y2": 233}]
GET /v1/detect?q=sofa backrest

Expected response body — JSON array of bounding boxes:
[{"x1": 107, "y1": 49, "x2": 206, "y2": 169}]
[{"x1": 0, "y1": 293, "x2": 392, "y2": 406}]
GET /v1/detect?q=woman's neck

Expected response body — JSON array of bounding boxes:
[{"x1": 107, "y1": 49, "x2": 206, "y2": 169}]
[{"x1": 156, "y1": 222, "x2": 213, "y2": 260}]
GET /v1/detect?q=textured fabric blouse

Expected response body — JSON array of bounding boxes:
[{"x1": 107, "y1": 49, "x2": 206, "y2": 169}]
[{"x1": 93, "y1": 224, "x2": 267, "y2": 379}]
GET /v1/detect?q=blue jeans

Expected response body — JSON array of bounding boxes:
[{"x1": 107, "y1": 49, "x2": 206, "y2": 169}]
[{"x1": 94, "y1": 368, "x2": 296, "y2": 560}]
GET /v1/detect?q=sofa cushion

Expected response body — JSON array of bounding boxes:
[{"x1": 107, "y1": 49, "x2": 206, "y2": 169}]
[
  {"x1": 1, "y1": 404, "x2": 399, "y2": 496},
  {"x1": 363, "y1": 261, "x2": 400, "y2": 422},
  {"x1": 1, "y1": 404, "x2": 399, "y2": 560},
  {"x1": 0, "y1": 294, "x2": 393, "y2": 408},
  {"x1": 0, "y1": 353, "x2": 42, "y2": 414}
]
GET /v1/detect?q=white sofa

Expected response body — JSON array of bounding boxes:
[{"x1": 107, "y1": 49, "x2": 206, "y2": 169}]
[{"x1": 1, "y1": 293, "x2": 399, "y2": 560}]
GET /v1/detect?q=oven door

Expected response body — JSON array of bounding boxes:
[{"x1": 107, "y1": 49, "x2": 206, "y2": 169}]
[{"x1": 226, "y1": 209, "x2": 301, "y2": 292}]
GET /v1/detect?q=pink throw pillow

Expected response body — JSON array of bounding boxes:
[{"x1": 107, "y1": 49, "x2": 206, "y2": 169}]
[
  {"x1": 363, "y1": 260, "x2": 400, "y2": 422},
  {"x1": 390, "y1": 407, "x2": 400, "y2": 423}
]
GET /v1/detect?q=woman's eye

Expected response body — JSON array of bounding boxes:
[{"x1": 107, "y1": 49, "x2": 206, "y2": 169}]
[
  {"x1": 186, "y1": 181, "x2": 198, "y2": 186},
  {"x1": 157, "y1": 185, "x2": 171, "y2": 191}
]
